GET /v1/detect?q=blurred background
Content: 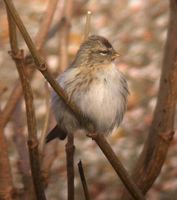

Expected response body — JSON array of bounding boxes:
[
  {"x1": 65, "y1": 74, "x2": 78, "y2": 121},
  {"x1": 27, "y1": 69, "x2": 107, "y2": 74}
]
[{"x1": 0, "y1": 0, "x2": 177, "y2": 199}]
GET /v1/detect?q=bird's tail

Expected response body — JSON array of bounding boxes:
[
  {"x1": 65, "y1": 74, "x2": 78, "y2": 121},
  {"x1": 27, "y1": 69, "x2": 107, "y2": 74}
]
[{"x1": 46, "y1": 125, "x2": 67, "y2": 143}]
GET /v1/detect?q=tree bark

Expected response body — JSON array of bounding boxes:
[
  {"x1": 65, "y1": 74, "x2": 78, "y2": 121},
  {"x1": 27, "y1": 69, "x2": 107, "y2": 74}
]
[{"x1": 121, "y1": 0, "x2": 177, "y2": 198}]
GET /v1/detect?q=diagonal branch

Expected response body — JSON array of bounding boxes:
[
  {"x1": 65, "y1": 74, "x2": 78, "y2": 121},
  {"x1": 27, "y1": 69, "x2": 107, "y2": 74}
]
[
  {"x1": 4, "y1": 1, "x2": 147, "y2": 199},
  {"x1": 3, "y1": 0, "x2": 94, "y2": 132},
  {"x1": 88, "y1": 134, "x2": 145, "y2": 200},
  {"x1": 121, "y1": 0, "x2": 177, "y2": 199}
]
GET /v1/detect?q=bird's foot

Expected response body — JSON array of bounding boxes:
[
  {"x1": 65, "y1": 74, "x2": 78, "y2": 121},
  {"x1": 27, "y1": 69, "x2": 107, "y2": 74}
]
[{"x1": 86, "y1": 132, "x2": 99, "y2": 140}]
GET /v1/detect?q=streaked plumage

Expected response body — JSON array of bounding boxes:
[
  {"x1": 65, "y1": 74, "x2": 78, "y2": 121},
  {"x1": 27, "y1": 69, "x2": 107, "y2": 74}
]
[{"x1": 46, "y1": 35, "x2": 129, "y2": 142}]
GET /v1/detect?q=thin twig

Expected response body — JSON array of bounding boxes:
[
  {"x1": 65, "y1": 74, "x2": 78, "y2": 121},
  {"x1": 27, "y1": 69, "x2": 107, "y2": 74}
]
[
  {"x1": 7, "y1": 7, "x2": 46, "y2": 199},
  {"x1": 57, "y1": 1, "x2": 75, "y2": 199},
  {"x1": 1, "y1": 0, "x2": 57, "y2": 128},
  {"x1": 15, "y1": 50, "x2": 47, "y2": 200},
  {"x1": 35, "y1": 0, "x2": 59, "y2": 50},
  {"x1": 12, "y1": 101, "x2": 35, "y2": 200},
  {"x1": 4, "y1": 1, "x2": 146, "y2": 199},
  {"x1": 1, "y1": 81, "x2": 23, "y2": 128},
  {"x1": 121, "y1": 1, "x2": 177, "y2": 199},
  {"x1": 39, "y1": 82, "x2": 51, "y2": 154},
  {"x1": 87, "y1": 134, "x2": 145, "y2": 200},
  {"x1": 78, "y1": 160, "x2": 90, "y2": 200},
  {"x1": 66, "y1": 133, "x2": 75, "y2": 200},
  {"x1": 58, "y1": 0, "x2": 73, "y2": 72},
  {"x1": 0, "y1": 127, "x2": 14, "y2": 200},
  {"x1": 83, "y1": 11, "x2": 92, "y2": 41},
  {"x1": 3, "y1": 0, "x2": 94, "y2": 132},
  {"x1": 58, "y1": 17, "x2": 70, "y2": 72}
]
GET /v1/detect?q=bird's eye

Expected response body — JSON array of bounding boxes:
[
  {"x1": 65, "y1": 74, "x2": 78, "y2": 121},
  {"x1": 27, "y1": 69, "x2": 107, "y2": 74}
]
[{"x1": 99, "y1": 50, "x2": 108, "y2": 56}]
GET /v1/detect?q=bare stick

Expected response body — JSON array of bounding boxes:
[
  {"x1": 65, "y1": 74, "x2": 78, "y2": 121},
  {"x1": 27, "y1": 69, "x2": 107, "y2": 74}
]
[
  {"x1": 66, "y1": 134, "x2": 75, "y2": 200},
  {"x1": 57, "y1": 1, "x2": 75, "y2": 199},
  {"x1": 4, "y1": 1, "x2": 146, "y2": 199},
  {"x1": 1, "y1": 0, "x2": 57, "y2": 128},
  {"x1": 12, "y1": 102, "x2": 35, "y2": 200},
  {"x1": 78, "y1": 160, "x2": 90, "y2": 200},
  {"x1": 0, "y1": 127, "x2": 14, "y2": 200},
  {"x1": 120, "y1": 0, "x2": 177, "y2": 198},
  {"x1": 35, "y1": 0, "x2": 59, "y2": 50},
  {"x1": 58, "y1": 17, "x2": 70, "y2": 73},
  {"x1": 88, "y1": 134, "x2": 145, "y2": 200},
  {"x1": 1, "y1": 81, "x2": 23, "y2": 128},
  {"x1": 58, "y1": 0, "x2": 73, "y2": 72},
  {"x1": 39, "y1": 83, "x2": 51, "y2": 154},
  {"x1": 83, "y1": 11, "x2": 92, "y2": 41},
  {"x1": 3, "y1": 0, "x2": 94, "y2": 131},
  {"x1": 7, "y1": 8, "x2": 46, "y2": 199},
  {"x1": 15, "y1": 50, "x2": 47, "y2": 200}
]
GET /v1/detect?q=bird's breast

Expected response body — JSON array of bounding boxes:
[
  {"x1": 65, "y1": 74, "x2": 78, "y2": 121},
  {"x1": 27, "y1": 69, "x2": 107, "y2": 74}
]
[{"x1": 60, "y1": 63, "x2": 128, "y2": 133}]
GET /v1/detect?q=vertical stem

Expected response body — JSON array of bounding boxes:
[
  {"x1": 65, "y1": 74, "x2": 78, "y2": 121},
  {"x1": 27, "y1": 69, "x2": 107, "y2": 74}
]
[
  {"x1": 6, "y1": 6, "x2": 46, "y2": 199},
  {"x1": 0, "y1": 127, "x2": 14, "y2": 200},
  {"x1": 78, "y1": 160, "x2": 90, "y2": 200},
  {"x1": 83, "y1": 11, "x2": 92, "y2": 41},
  {"x1": 66, "y1": 134, "x2": 75, "y2": 200}
]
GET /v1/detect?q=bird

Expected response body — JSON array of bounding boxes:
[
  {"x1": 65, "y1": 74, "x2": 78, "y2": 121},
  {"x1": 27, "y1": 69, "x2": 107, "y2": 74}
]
[{"x1": 46, "y1": 35, "x2": 129, "y2": 143}]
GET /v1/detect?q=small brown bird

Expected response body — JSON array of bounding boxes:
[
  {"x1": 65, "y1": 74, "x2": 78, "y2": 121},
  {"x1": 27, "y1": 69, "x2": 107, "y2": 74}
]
[{"x1": 46, "y1": 35, "x2": 129, "y2": 143}]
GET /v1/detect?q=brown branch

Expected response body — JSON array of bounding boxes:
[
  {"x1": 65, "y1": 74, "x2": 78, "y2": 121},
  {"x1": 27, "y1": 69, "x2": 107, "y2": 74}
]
[
  {"x1": 12, "y1": 101, "x2": 35, "y2": 200},
  {"x1": 66, "y1": 134, "x2": 75, "y2": 200},
  {"x1": 78, "y1": 160, "x2": 90, "y2": 200},
  {"x1": 39, "y1": 83, "x2": 51, "y2": 154},
  {"x1": 4, "y1": 1, "x2": 147, "y2": 199},
  {"x1": 15, "y1": 50, "x2": 46, "y2": 200},
  {"x1": 1, "y1": 81, "x2": 23, "y2": 128},
  {"x1": 83, "y1": 11, "x2": 92, "y2": 41},
  {"x1": 12, "y1": 102, "x2": 35, "y2": 200},
  {"x1": 1, "y1": 0, "x2": 57, "y2": 128},
  {"x1": 58, "y1": 0, "x2": 73, "y2": 73},
  {"x1": 35, "y1": 0, "x2": 59, "y2": 50},
  {"x1": 58, "y1": 17, "x2": 70, "y2": 72},
  {"x1": 88, "y1": 134, "x2": 145, "y2": 200},
  {"x1": 121, "y1": 1, "x2": 177, "y2": 199},
  {"x1": 6, "y1": 8, "x2": 46, "y2": 199},
  {"x1": 57, "y1": 2, "x2": 75, "y2": 199},
  {"x1": 3, "y1": 0, "x2": 94, "y2": 132},
  {"x1": 0, "y1": 127, "x2": 14, "y2": 200}
]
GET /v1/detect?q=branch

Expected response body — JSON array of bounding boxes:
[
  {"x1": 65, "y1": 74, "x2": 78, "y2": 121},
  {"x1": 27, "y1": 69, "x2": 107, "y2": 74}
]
[
  {"x1": 88, "y1": 134, "x2": 145, "y2": 200},
  {"x1": 57, "y1": 1, "x2": 75, "y2": 199},
  {"x1": 4, "y1": 1, "x2": 147, "y2": 200},
  {"x1": 0, "y1": 127, "x2": 14, "y2": 200},
  {"x1": 12, "y1": 102, "x2": 35, "y2": 200},
  {"x1": 39, "y1": 83, "x2": 51, "y2": 154},
  {"x1": 66, "y1": 134, "x2": 75, "y2": 200},
  {"x1": 83, "y1": 11, "x2": 92, "y2": 41},
  {"x1": 3, "y1": 0, "x2": 94, "y2": 132},
  {"x1": 58, "y1": 0, "x2": 73, "y2": 72},
  {"x1": 1, "y1": 0, "x2": 57, "y2": 128},
  {"x1": 6, "y1": 7, "x2": 46, "y2": 199},
  {"x1": 15, "y1": 50, "x2": 46, "y2": 200},
  {"x1": 35, "y1": 0, "x2": 59, "y2": 50},
  {"x1": 121, "y1": 0, "x2": 177, "y2": 199},
  {"x1": 78, "y1": 160, "x2": 90, "y2": 200},
  {"x1": 1, "y1": 81, "x2": 23, "y2": 127}
]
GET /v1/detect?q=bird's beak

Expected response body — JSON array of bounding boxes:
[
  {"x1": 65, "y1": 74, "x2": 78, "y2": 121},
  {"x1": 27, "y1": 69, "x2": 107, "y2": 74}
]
[{"x1": 112, "y1": 51, "x2": 120, "y2": 60}]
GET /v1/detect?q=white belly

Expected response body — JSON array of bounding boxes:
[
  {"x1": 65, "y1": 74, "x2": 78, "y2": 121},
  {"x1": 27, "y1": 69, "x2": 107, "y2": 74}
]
[{"x1": 61, "y1": 63, "x2": 129, "y2": 134}]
